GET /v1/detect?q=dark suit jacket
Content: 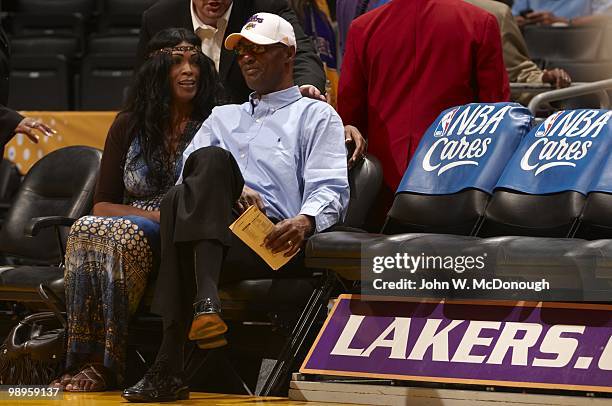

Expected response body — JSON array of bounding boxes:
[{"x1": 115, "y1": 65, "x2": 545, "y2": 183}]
[
  {"x1": 0, "y1": 26, "x2": 23, "y2": 152},
  {"x1": 137, "y1": 0, "x2": 326, "y2": 103}
]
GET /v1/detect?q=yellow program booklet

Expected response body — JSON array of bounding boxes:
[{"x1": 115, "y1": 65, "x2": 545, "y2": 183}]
[{"x1": 229, "y1": 205, "x2": 298, "y2": 270}]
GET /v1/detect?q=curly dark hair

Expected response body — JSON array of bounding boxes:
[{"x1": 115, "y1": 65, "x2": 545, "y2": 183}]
[{"x1": 123, "y1": 27, "x2": 225, "y2": 186}]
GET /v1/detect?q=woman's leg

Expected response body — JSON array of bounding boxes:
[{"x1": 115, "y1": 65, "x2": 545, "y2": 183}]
[{"x1": 64, "y1": 215, "x2": 158, "y2": 391}]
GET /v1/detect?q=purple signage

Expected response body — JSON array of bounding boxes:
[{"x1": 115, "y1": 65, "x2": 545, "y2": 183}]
[{"x1": 301, "y1": 295, "x2": 612, "y2": 392}]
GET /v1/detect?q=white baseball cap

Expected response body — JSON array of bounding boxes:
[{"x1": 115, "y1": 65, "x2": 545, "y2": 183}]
[{"x1": 225, "y1": 13, "x2": 297, "y2": 51}]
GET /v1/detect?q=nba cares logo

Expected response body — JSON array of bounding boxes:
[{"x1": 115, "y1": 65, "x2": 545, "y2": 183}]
[
  {"x1": 434, "y1": 108, "x2": 460, "y2": 137},
  {"x1": 520, "y1": 110, "x2": 611, "y2": 176},
  {"x1": 423, "y1": 105, "x2": 512, "y2": 176},
  {"x1": 535, "y1": 110, "x2": 563, "y2": 137}
]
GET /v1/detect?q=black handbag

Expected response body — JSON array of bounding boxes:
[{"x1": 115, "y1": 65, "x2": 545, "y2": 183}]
[{"x1": 0, "y1": 284, "x2": 67, "y2": 385}]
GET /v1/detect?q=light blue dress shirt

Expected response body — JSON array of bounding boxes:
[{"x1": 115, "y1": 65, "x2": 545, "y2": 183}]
[
  {"x1": 512, "y1": 0, "x2": 592, "y2": 19},
  {"x1": 180, "y1": 86, "x2": 349, "y2": 232}
]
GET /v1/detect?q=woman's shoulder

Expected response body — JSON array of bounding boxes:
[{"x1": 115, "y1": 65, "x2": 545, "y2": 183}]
[{"x1": 104, "y1": 111, "x2": 138, "y2": 156}]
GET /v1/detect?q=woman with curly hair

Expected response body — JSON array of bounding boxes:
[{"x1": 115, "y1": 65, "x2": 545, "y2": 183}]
[{"x1": 51, "y1": 27, "x2": 222, "y2": 392}]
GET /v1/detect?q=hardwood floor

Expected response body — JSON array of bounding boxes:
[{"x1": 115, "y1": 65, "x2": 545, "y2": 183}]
[{"x1": 0, "y1": 391, "x2": 338, "y2": 405}]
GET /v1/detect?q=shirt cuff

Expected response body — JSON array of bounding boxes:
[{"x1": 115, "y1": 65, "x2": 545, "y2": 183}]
[{"x1": 300, "y1": 203, "x2": 338, "y2": 233}]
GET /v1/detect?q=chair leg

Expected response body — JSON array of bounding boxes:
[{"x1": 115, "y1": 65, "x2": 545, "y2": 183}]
[
  {"x1": 184, "y1": 345, "x2": 253, "y2": 395},
  {"x1": 257, "y1": 271, "x2": 337, "y2": 396}
]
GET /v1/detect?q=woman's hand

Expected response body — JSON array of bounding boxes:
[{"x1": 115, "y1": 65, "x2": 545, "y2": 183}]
[{"x1": 14, "y1": 117, "x2": 55, "y2": 143}]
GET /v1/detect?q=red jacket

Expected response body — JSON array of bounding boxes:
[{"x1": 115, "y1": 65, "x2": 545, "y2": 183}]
[{"x1": 338, "y1": 0, "x2": 510, "y2": 190}]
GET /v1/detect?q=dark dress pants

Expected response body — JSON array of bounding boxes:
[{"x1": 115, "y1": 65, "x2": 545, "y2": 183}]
[{"x1": 150, "y1": 146, "x2": 305, "y2": 330}]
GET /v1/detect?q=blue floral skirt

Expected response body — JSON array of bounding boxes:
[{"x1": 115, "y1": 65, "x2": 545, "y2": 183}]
[{"x1": 63, "y1": 215, "x2": 160, "y2": 384}]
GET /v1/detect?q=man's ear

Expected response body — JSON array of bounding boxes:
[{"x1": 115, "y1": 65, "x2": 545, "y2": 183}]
[{"x1": 286, "y1": 45, "x2": 296, "y2": 61}]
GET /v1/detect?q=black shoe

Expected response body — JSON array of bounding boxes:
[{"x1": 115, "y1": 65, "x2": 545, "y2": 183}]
[{"x1": 122, "y1": 359, "x2": 188, "y2": 403}]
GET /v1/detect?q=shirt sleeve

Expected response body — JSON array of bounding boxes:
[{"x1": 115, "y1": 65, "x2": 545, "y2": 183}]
[
  {"x1": 299, "y1": 105, "x2": 350, "y2": 232},
  {"x1": 177, "y1": 115, "x2": 213, "y2": 184},
  {"x1": 500, "y1": 5, "x2": 544, "y2": 84},
  {"x1": 93, "y1": 113, "x2": 133, "y2": 205},
  {"x1": 337, "y1": 21, "x2": 369, "y2": 137},
  {"x1": 476, "y1": 14, "x2": 511, "y2": 102}
]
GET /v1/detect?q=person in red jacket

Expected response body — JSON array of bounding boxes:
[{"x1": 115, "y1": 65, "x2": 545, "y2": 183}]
[{"x1": 338, "y1": 0, "x2": 510, "y2": 227}]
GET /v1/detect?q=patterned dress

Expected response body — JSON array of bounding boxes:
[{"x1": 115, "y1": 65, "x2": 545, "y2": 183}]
[{"x1": 63, "y1": 122, "x2": 198, "y2": 384}]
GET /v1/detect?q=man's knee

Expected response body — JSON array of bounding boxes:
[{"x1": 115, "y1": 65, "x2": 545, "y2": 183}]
[
  {"x1": 182, "y1": 146, "x2": 243, "y2": 197},
  {"x1": 183, "y1": 146, "x2": 234, "y2": 177}
]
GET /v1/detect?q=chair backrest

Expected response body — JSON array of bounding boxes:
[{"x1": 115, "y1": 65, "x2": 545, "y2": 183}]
[
  {"x1": 478, "y1": 190, "x2": 585, "y2": 237},
  {"x1": 342, "y1": 154, "x2": 382, "y2": 229},
  {"x1": 97, "y1": 0, "x2": 156, "y2": 34},
  {"x1": 16, "y1": 0, "x2": 95, "y2": 16},
  {"x1": 383, "y1": 103, "x2": 532, "y2": 235},
  {"x1": 0, "y1": 146, "x2": 102, "y2": 264},
  {"x1": 79, "y1": 54, "x2": 134, "y2": 110},
  {"x1": 9, "y1": 55, "x2": 71, "y2": 110},
  {"x1": 10, "y1": 13, "x2": 85, "y2": 37},
  {"x1": 478, "y1": 109, "x2": 611, "y2": 238},
  {"x1": 384, "y1": 189, "x2": 490, "y2": 235},
  {"x1": 599, "y1": 23, "x2": 612, "y2": 60},
  {"x1": 574, "y1": 153, "x2": 612, "y2": 239},
  {"x1": 523, "y1": 25, "x2": 603, "y2": 62},
  {"x1": 574, "y1": 192, "x2": 612, "y2": 239},
  {"x1": 87, "y1": 34, "x2": 139, "y2": 55},
  {"x1": 0, "y1": 160, "x2": 21, "y2": 203},
  {"x1": 103, "y1": 0, "x2": 156, "y2": 14},
  {"x1": 11, "y1": 35, "x2": 81, "y2": 59}
]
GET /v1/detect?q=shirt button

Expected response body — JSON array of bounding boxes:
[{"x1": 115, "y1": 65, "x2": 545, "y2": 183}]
[
  {"x1": 255, "y1": 119, "x2": 261, "y2": 123},
  {"x1": 240, "y1": 154, "x2": 246, "y2": 159}
]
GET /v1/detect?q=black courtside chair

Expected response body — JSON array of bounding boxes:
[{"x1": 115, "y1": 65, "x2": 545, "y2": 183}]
[{"x1": 0, "y1": 146, "x2": 102, "y2": 304}]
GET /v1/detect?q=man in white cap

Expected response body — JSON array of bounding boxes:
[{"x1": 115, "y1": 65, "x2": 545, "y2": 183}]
[{"x1": 123, "y1": 13, "x2": 348, "y2": 403}]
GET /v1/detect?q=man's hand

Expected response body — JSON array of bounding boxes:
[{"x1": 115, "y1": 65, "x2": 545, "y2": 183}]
[
  {"x1": 299, "y1": 84, "x2": 327, "y2": 102},
  {"x1": 14, "y1": 117, "x2": 55, "y2": 143},
  {"x1": 264, "y1": 214, "x2": 314, "y2": 257},
  {"x1": 524, "y1": 11, "x2": 568, "y2": 26},
  {"x1": 235, "y1": 185, "x2": 265, "y2": 214},
  {"x1": 542, "y1": 68, "x2": 571, "y2": 89},
  {"x1": 344, "y1": 125, "x2": 366, "y2": 168}
]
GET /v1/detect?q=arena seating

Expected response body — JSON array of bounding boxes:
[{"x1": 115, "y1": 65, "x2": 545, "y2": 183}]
[
  {"x1": 3, "y1": 0, "x2": 154, "y2": 110},
  {"x1": 523, "y1": 25, "x2": 603, "y2": 64},
  {"x1": 8, "y1": 55, "x2": 71, "y2": 110},
  {"x1": 306, "y1": 106, "x2": 612, "y2": 305}
]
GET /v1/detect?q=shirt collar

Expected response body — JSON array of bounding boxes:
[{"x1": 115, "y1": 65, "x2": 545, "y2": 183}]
[
  {"x1": 247, "y1": 86, "x2": 302, "y2": 113},
  {"x1": 191, "y1": 1, "x2": 233, "y2": 33}
]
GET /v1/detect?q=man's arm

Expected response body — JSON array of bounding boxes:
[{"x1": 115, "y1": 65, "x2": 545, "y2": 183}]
[
  {"x1": 267, "y1": 0, "x2": 326, "y2": 92},
  {"x1": 0, "y1": 106, "x2": 23, "y2": 149},
  {"x1": 337, "y1": 23, "x2": 368, "y2": 137},
  {"x1": 499, "y1": 4, "x2": 543, "y2": 83},
  {"x1": 476, "y1": 14, "x2": 510, "y2": 102},
  {"x1": 264, "y1": 105, "x2": 349, "y2": 256},
  {"x1": 299, "y1": 106, "x2": 350, "y2": 232}
]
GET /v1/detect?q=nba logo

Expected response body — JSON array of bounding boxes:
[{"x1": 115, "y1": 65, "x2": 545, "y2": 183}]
[
  {"x1": 535, "y1": 110, "x2": 563, "y2": 137},
  {"x1": 434, "y1": 107, "x2": 459, "y2": 137}
]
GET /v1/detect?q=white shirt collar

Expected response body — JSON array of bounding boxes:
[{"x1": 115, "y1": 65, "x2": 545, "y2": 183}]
[{"x1": 191, "y1": 1, "x2": 233, "y2": 33}]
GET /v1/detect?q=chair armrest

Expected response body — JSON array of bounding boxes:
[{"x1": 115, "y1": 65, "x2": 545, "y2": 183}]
[
  {"x1": 25, "y1": 216, "x2": 78, "y2": 237},
  {"x1": 0, "y1": 202, "x2": 11, "y2": 211}
]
